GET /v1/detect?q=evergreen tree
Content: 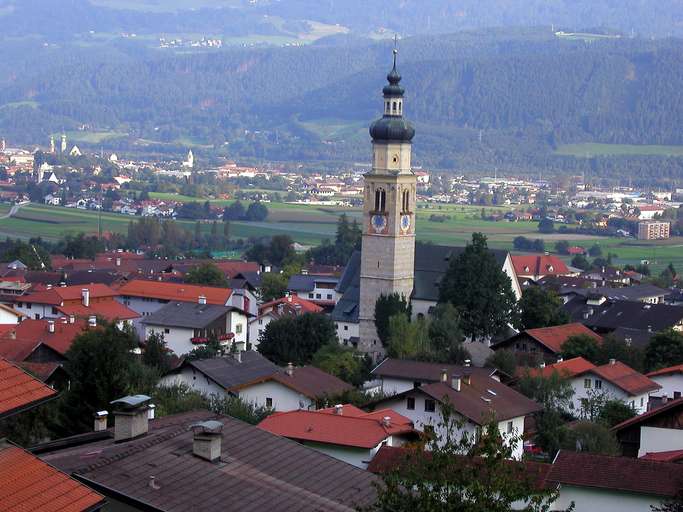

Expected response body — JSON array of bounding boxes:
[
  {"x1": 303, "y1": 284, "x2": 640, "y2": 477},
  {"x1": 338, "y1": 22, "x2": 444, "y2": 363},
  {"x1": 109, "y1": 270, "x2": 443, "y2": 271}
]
[
  {"x1": 374, "y1": 293, "x2": 411, "y2": 347},
  {"x1": 439, "y1": 233, "x2": 518, "y2": 340}
]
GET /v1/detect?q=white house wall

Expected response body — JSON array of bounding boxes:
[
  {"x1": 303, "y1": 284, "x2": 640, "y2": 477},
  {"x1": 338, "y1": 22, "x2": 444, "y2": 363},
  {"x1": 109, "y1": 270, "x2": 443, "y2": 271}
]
[
  {"x1": 569, "y1": 373, "x2": 650, "y2": 415},
  {"x1": 237, "y1": 380, "x2": 313, "y2": 411},
  {"x1": 550, "y1": 485, "x2": 664, "y2": 512},
  {"x1": 650, "y1": 374, "x2": 683, "y2": 400},
  {"x1": 145, "y1": 325, "x2": 195, "y2": 356},
  {"x1": 336, "y1": 321, "x2": 359, "y2": 346},
  {"x1": 160, "y1": 366, "x2": 226, "y2": 397},
  {"x1": 638, "y1": 426, "x2": 683, "y2": 457}
]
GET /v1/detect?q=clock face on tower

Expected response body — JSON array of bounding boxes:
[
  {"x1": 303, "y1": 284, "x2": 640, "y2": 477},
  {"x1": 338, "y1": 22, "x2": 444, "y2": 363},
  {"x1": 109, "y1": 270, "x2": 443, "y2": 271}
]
[
  {"x1": 400, "y1": 214, "x2": 411, "y2": 232},
  {"x1": 371, "y1": 214, "x2": 388, "y2": 234}
]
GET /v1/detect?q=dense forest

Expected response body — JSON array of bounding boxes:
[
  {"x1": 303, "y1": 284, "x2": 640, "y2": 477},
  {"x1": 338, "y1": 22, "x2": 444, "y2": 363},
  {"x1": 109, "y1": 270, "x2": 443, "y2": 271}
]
[{"x1": 1, "y1": 5, "x2": 683, "y2": 182}]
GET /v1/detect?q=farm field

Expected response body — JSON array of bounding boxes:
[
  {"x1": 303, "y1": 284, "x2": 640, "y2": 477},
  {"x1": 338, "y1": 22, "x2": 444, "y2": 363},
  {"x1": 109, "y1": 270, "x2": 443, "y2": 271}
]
[
  {"x1": 555, "y1": 143, "x2": 683, "y2": 158},
  {"x1": 1, "y1": 202, "x2": 681, "y2": 273}
]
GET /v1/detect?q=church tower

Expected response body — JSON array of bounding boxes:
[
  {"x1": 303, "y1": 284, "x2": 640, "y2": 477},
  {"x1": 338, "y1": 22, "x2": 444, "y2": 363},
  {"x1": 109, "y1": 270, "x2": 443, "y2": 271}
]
[{"x1": 358, "y1": 48, "x2": 417, "y2": 359}]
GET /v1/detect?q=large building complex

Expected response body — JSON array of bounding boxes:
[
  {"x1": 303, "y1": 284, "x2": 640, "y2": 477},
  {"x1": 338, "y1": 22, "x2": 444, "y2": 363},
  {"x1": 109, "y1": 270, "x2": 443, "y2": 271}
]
[{"x1": 637, "y1": 220, "x2": 670, "y2": 240}]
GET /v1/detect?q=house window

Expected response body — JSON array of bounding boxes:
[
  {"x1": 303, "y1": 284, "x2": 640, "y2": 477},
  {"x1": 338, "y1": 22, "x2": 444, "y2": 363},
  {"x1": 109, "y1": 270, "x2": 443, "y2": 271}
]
[
  {"x1": 413, "y1": 381, "x2": 421, "y2": 389},
  {"x1": 266, "y1": 397, "x2": 273, "y2": 408},
  {"x1": 640, "y1": 397, "x2": 644, "y2": 407},
  {"x1": 594, "y1": 379, "x2": 602, "y2": 390},
  {"x1": 164, "y1": 328, "x2": 170, "y2": 334},
  {"x1": 584, "y1": 379, "x2": 592, "y2": 389},
  {"x1": 35, "y1": 314, "x2": 40, "y2": 320},
  {"x1": 309, "y1": 293, "x2": 314, "y2": 299},
  {"x1": 258, "y1": 319, "x2": 263, "y2": 325},
  {"x1": 407, "y1": 397, "x2": 415, "y2": 410},
  {"x1": 374, "y1": 188, "x2": 386, "y2": 212},
  {"x1": 343, "y1": 325, "x2": 348, "y2": 331},
  {"x1": 675, "y1": 392, "x2": 682, "y2": 399},
  {"x1": 507, "y1": 421, "x2": 513, "y2": 434},
  {"x1": 316, "y1": 293, "x2": 321, "y2": 299},
  {"x1": 424, "y1": 399, "x2": 436, "y2": 413},
  {"x1": 630, "y1": 400, "x2": 635, "y2": 408},
  {"x1": 51, "y1": 307, "x2": 59, "y2": 315},
  {"x1": 235, "y1": 324, "x2": 243, "y2": 334},
  {"x1": 326, "y1": 294, "x2": 333, "y2": 300},
  {"x1": 26, "y1": 303, "x2": 32, "y2": 310}
]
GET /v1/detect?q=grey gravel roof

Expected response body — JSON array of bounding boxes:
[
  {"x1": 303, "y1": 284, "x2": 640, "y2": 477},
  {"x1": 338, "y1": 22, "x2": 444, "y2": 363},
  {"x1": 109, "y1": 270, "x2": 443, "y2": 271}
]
[
  {"x1": 180, "y1": 352, "x2": 279, "y2": 390},
  {"x1": 41, "y1": 410, "x2": 377, "y2": 512},
  {"x1": 560, "y1": 284, "x2": 668, "y2": 302},
  {"x1": 141, "y1": 302, "x2": 237, "y2": 329}
]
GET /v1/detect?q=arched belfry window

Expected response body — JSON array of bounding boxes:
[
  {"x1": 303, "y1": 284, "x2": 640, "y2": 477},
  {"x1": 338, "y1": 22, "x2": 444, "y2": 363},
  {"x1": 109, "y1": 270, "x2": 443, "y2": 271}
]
[
  {"x1": 375, "y1": 188, "x2": 386, "y2": 212},
  {"x1": 402, "y1": 189, "x2": 410, "y2": 213}
]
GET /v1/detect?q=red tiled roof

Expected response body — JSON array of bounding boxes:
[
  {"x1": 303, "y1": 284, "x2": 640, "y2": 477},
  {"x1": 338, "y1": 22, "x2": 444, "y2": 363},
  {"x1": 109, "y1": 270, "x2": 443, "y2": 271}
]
[
  {"x1": 640, "y1": 450, "x2": 683, "y2": 463},
  {"x1": 58, "y1": 300, "x2": 140, "y2": 321},
  {"x1": 547, "y1": 450, "x2": 683, "y2": 497},
  {"x1": 0, "y1": 441, "x2": 104, "y2": 511},
  {"x1": 19, "y1": 361, "x2": 62, "y2": 382},
  {"x1": 612, "y1": 397, "x2": 683, "y2": 432},
  {"x1": 647, "y1": 363, "x2": 683, "y2": 378},
  {"x1": 511, "y1": 255, "x2": 570, "y2": 277},
  {"x1": 258, "y1": 406, "x2": 415, "y2": 449},
  {"x1": 367, "y1": 446, "x2": 552, "y2": 491},
  {"x1": 591, "y1": 361, "x2": 660, "y2": 396},
  {"x1": 259, "y1": 295, "x2": 323, "y2": 315},
  {"x1": 525, "y1": 323, "x2": 602, "y2": 353},
  {"x1": 0, "y1": 319, "x2": 88, "y2": 356},
  {"x1": 118, "y1": 279, "x2": 232, "y2": 305},
  {"x1": 0, "y1": 358, "x2": 57, "y2": 418},
  {"x1": 20, "y1": 284, "x2": 118, "y2": 305},
  {"x1": 522, "y1": 357, "x2": 596, "y2": 379}
]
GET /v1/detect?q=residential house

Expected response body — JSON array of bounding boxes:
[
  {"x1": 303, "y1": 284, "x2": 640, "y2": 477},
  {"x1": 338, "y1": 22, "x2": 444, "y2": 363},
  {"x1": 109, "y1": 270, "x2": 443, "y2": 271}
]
[
  {"x1": 564, "y1": 297, "x2": 683, "y2": 334},
  {"x1": 0, "y1": 357, "x2": 57, "y2": 419},
  {"x1": 38, "y1": 406, "x2": 377, "y2": 511},
  {"x1": 581, "y1": 266, "x2": 632, "y2": 287},
  {"x1": 491, "y1": 323, "x2": 602, "y2": 365},
  {"x1": 647, "y1": 364, "x2": 683, "y2": 400},
  {"x1": 559, "y1": 284, "x2": 668, "y2": 305},
  {"x1": 547, "y1": 450, "x2": 682, "y2": 512},
  {"x1": 287, "y1": 274, "x2": 340, "y2": 308},
  {"x1": 161, "y1": 352, "x2": 352, "y2": 411},
  {"x1": 258, "y1": 404, "x2": 418, "y2": 468},
  {"x1": 14, "y1": 284, "x2": 138, "y2": 328},
  {"x1": 511, "y1": 255, "x2": 574, "y2": 284},
  {"x1": 142, "y1": 301, "x2": 249, "y2": 355},
  {"x1": 368, "y1": 360, "x2": 541, "y2": 459},
  {"x1": 116, "y1": 280, "x2": 237, "y2": 335},
  {"x1": 612, "y1": 397, "x2": 683, "y2": 457},
  {"x1": 0, "y1": 440, "x2": 106, "y2": 511},
  {"x1": 248, "y1": 295, "x2": 322, "y2": 348},
  {"x1": 331, "y1": 251, "x2": 361, "y2": 346},
  {"x1": 527, "y1": 357, "x2": 660, "y2": 415},
  {"x1": 0, "y1": 303, "x2": 24, "y2": 324}
]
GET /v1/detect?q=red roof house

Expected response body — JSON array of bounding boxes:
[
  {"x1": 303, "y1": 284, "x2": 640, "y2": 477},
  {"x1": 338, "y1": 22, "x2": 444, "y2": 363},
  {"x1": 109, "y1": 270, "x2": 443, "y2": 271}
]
[
  {"x1": 0, "y1": 440, "x2": 104, "y2": 511},
  {"x1": 0, "y1": 358, "x2": 57, "y2": 419},
  {"x1": 117, "y1": 280, "x2": 233, "y2": 305},
  {"x1": 511, "y1": 255, "x2": 573, "y2": 281}
]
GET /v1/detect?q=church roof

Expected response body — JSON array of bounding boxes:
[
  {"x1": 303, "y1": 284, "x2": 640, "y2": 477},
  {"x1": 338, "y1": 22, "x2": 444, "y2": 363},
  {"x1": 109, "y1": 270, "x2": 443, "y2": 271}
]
[{"x1": 330, "y1": 245, "x2": 510, "y2": 320}]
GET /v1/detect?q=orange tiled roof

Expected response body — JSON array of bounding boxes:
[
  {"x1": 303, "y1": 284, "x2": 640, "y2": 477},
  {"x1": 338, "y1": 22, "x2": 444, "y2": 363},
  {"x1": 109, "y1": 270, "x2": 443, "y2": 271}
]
[
  {"x1": 0, "y1": 441, "x2": 104, "y2": 511},
  {"x1": 647, "y1": 363, "x2": 683, "y2": 378},
  {"x1": 592, "y1": 361, "x2": 661, "y2": 396},
  {"x1": 0, "y1": 319, "x2": 89, "y2": 357},
  {"x1": 259, "y1": 295, "x2": 323, "y2": 315},
  {"x1": 525, "y1": 323, "x2": 602, "y2": 353},
  {"x1": 118, "y1": 279, "x2": 232, "y2": 305},
  {"x1": 258, "y1": 405, "x2": 415, "y2": 449},
  {"x1": 523, "y1": 356, "x2": 596, "y2": 379},
  {"x1": 0, "y1": 358, "x2": 57, "y2": 418},
  {"x1": 511, "y1": 255, "x2": 570, "y2": 277},
  {"x1": 58, "y1": 301, "x2": 140, "y2": 322},
  {"x1": 21, "y1": 284, "x2": 118, "y2": 305}
]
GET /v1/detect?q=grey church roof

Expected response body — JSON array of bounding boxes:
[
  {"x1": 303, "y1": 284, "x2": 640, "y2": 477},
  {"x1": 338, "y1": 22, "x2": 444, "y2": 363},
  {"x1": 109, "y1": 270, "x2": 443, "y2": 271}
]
[
  {"x1": 330, "y1": 244, "x2": 509, "y2": 321},
  {"x1": 141, "y1": 302, "x2": 237, "y2": 329}
]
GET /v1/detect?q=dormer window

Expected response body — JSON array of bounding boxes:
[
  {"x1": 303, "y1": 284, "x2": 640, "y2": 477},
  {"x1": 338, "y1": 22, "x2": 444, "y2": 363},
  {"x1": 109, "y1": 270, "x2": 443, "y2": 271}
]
[
  {"x1": 524, "y1": 266, "x2": 530, "y2": 272},
  {"x1": 548, "y1": 265, "x2": 554, "y2": 272}
]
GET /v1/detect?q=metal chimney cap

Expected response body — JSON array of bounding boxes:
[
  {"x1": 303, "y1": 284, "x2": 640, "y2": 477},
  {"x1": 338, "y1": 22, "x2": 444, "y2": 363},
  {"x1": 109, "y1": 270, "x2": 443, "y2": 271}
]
[{"x1": 110, "y1": 394, "x2": 151, "y2": 409}]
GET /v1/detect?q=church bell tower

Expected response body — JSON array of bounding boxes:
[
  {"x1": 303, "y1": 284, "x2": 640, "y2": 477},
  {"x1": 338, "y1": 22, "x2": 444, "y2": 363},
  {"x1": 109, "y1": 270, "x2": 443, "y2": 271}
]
[{"x1": 358, "y1": 48, "x2": 417, "y2": 359}]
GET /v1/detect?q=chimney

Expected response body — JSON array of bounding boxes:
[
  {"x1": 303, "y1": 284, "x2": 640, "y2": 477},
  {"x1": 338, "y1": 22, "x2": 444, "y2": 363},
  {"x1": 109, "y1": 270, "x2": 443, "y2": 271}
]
[
  {"x1": 198, "y1": 295, "x2": 207, "y2": 305},
  {"x1": 451, "y1": 375, "x2": 461, "y2": 392},
  {"x1": 382, "y1": 416, "x2": 391, "y2": 428},
  {"x1": 235, "y1": 351, "x2": 242, "y2": 363},
  {"x1": 191, "y1": 420, "x2": 223, "y2": 462},
  {"x1": 286, "y1": 362, "x2": 294, "y2": 376},
  {"x1": 116, "y1": 257, "x2": 121, "y2": 267},
  {"x1": 147, "y1": 404, "x2": 156, "y2": 420},
  {"x1": 69, "y1": 314, "x2": 75, "y2": 324},
  {"x1": 46, "y1": 284, "x2": 52, "y2": 290},
  {"x1": 334, "y1": 404, "x2": 343, "y2": 415},
  {"x1": 647, "y1": 325, "x2": 652, "y2": 333},
  {"x1": 81, "y1": 288, "x2": 90, "y2": 307},
  {"x1": 60, "y1": 317, "x2": 68, "y2": 324},
  {"x1": 88, "y1": 316, "x2": 97, "y2": 328},
  {"x1": 463, "y1": 372, "x2": 471, "y2": 386},
  {"x1": 540, "y1": 362, "x2": 546, "y2": 368},
  {"x1": 287, "y1": 295, "x2": 292, "y2": 303},
  {"x1": 110, "y1": 395, "x2": 151, "y2": 442},
  {"x1": 47, "y1": 320, "x2": 55, "y2": 333},
  {"x1": 93, "y1": 410, "x2": 108, "y2": 432},
  {"x1": 557, "y1": 357, "x2": 563, "y2": 363},
  {"x1": 609, "y1": 358, "x2": 616, "y2": 366},
  {"x1": 440, "y1": 369, "x2": 448, "y2": 383},
  {"x1": 464, "y1": 359, "x2": 471, "y2": 368}
]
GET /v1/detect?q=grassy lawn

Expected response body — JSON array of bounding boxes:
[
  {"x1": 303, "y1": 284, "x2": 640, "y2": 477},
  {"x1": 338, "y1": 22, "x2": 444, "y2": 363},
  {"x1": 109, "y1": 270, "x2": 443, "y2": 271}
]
[
  {"x1": 60, "y1": 130, "x2": 129, "y2": 144},
  {"x1": 2, "y1": 202, "x2": 681, "y2": 272},
  {"x1": 555, "y1": 143, "x2": 683, "y2": 158}
]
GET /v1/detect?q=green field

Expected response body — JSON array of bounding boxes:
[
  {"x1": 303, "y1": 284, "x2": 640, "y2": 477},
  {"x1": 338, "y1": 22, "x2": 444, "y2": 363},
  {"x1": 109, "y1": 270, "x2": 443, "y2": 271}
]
[
  {"x1": 555, "y1": 143, "x2": 683, "y2": 158},
  {"x1": 60, "y1": 130, "x2": 129, "y2": 144},
  {"x1": 1, "y1": 202, "x2": 682, "y2": 273}
]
